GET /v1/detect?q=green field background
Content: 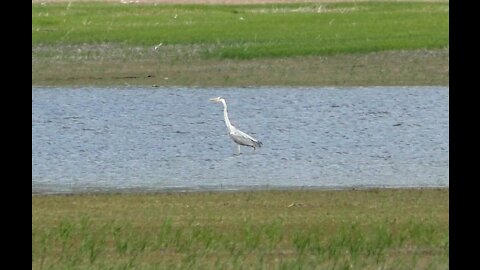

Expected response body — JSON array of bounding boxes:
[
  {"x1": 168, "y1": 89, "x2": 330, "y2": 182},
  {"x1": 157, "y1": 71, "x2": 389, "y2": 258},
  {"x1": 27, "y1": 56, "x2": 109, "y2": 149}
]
[{"x1": 32, "y1": 2, "x2": 448, "y2": 59}]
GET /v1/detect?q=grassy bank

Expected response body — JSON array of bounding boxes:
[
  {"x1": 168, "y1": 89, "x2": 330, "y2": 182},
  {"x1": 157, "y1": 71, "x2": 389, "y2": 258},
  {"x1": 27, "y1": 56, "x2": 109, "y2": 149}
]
[
  {"x1": 32, "y1": 1, "x2": 449, "y2": 86},
  {"x1": 32, "y1": 188, "x2": 449, "y2": 269}
]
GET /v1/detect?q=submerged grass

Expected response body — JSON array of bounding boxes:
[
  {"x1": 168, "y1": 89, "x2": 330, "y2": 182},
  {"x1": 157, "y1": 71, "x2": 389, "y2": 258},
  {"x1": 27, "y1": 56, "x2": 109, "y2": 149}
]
[
  {"x1": 32, "y1": 1, "x2": 449, "y2": 86},
  {"x1": 32, "y1": 188, "x2": 449, "y2": 269}
]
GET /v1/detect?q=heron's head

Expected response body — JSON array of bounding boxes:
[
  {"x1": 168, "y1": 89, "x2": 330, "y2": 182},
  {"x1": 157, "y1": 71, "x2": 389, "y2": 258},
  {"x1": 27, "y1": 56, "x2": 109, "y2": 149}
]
[{"x1": 209, "y1": 96, "x2": 224, "y2": 103}]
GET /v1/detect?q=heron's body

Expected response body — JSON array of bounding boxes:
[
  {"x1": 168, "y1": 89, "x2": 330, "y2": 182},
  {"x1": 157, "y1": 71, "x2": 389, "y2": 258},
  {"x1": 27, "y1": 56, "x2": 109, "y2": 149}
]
[{"x1": 210, "y1": 97, "x2": 262, "y2": 152}]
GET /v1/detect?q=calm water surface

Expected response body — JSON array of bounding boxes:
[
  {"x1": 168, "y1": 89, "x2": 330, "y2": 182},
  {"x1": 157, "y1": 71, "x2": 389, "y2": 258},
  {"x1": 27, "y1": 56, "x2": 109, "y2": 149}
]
[{"x1": 32, "y1": 86, "x2": 449, "y2": 194}]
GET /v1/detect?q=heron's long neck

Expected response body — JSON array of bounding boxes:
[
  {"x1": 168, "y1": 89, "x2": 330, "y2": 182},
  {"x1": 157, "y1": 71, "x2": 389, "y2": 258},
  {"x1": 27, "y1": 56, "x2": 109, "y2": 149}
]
[{"x1": 221, "y1": 100, "x2": 233, "y2": 132}]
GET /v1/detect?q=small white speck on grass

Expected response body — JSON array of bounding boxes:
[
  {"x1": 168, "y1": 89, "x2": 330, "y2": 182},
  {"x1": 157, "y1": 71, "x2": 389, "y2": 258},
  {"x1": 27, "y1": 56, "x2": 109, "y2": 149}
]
[
  {"x1": 239, "y1": 17, "x2": 245, "y2": 20},
  {"x1": 154, "y1": 43, "x2": 163, "y2": 50},
  {"x1": 121, "y1": 0, "x2": 138, "y2": 4},
  {"x1": 164, "y1": 77, "x2": 169, "y2": 80}
]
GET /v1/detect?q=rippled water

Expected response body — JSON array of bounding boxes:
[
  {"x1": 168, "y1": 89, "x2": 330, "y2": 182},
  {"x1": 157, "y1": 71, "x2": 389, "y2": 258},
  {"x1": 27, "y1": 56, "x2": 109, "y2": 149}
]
[{"x1": 32, "y1": 86, "x2": 448, "y2": 194}]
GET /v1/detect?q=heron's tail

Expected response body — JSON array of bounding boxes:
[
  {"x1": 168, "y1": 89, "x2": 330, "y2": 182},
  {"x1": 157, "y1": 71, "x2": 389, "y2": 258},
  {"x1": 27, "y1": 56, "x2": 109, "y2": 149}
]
[{"x1": 255, "y1": 140, "x2": 263, "y2": 148}]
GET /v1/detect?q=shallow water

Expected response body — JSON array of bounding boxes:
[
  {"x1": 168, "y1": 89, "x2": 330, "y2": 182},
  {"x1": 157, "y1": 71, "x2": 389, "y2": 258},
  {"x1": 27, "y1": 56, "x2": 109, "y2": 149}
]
[{"x1": 32, "y1": 86, "x2": 448, "y2": 194}]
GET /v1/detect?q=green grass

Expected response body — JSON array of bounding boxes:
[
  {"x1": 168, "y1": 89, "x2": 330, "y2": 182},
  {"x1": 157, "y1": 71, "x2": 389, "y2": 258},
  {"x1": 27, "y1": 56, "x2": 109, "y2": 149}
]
[
  {"x1": 32, "y1": 2, "x2": 448, "y2": 59},
  {"x1": 32, "y1": 1, "x2": 449, "y2": 86},
  {"x1": 32, "y1": 188, "x2": 449, "y2": 269}
]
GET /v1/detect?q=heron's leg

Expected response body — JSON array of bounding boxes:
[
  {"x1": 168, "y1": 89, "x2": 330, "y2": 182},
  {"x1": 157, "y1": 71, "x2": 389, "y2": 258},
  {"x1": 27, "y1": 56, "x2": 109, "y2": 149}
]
[{"x1": 237, "y1": 145, "x2": 241, "y2": 154}]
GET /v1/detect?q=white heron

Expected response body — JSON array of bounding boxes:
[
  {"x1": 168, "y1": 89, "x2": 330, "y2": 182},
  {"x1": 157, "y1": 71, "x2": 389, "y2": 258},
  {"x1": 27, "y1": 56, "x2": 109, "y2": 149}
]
[{"x1": 209, "y1": 97, "x2": 262, "y2": 153}]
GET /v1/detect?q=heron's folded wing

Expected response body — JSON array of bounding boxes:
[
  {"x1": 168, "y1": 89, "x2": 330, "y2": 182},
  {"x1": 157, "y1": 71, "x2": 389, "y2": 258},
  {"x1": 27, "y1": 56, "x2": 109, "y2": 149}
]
[{"x1": 230, "y1": 128, "x2": 258, "y2": 142}]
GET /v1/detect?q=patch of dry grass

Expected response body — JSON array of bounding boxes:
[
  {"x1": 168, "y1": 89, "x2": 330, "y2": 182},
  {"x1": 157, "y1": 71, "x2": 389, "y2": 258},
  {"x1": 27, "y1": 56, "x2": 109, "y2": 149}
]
[
  {"x1": 32, "y1": 0, "x2": 449, "y2": 4},
  {"x1": 32, "y1": 44, "x2": 449, "y2": 86}
]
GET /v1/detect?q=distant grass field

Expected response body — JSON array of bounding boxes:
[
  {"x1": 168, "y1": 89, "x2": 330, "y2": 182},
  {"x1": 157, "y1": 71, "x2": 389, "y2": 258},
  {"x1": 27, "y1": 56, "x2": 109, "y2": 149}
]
[
  {"x1": 32, "y1": 2, "x2": 448, "y2": 59},
  {"x1": 32, "y1": 1, "x2": 449, "y2": 86},
  {"x1": 32, "y1": 189, "x2": 449, "y2": 269}
]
